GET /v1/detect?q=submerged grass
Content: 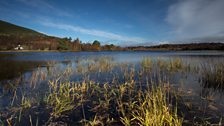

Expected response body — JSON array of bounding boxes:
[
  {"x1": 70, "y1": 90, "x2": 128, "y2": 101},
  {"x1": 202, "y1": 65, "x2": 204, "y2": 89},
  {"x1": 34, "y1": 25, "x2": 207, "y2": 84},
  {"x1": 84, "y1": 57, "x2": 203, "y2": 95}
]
[
  {"x1": 131, "y1": 86, "x2": 182, "y2": 126},
  {"x1": 47, "y1": 80, "x2": 75, "y2": 117},
  {"x1": 44, "y1": 78, "x2": 182, "y2": 125},
  {"x1": 201, "y1": 63, "x2": 224, "y2": 90},
  {"x1": 0, "y1": 56, "x2": 223, "y2": 125}
]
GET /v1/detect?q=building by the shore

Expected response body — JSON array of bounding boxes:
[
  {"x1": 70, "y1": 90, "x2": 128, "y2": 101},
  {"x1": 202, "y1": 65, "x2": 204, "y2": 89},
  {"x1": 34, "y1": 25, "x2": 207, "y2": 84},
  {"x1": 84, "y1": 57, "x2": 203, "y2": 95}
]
[{"x1": 14, "y1": 45, "x2": 23, "y2": 50}]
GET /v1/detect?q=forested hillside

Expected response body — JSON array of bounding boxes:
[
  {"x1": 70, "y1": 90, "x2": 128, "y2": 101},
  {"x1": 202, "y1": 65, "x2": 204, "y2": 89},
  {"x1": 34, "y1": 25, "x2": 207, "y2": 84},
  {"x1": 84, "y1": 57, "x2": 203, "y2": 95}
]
[{"x1": 0, "y1": 20, "x2": 122, "y2": 51}]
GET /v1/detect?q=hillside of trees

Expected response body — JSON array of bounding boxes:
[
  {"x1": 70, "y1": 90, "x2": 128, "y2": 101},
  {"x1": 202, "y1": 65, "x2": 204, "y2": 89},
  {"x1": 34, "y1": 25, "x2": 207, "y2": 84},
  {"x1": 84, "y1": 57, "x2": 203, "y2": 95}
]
[{"x1": 0, "y1": 20, "x2": 122, "y2": 51}]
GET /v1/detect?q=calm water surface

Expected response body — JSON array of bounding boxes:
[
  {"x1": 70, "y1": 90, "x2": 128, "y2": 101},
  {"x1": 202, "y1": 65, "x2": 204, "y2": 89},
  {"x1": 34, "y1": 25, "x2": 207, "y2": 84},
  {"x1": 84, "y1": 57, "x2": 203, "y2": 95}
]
[
  {"x1": 0, "y1": 51, "x2": 224, "y2": 81},
  {"x1": 0, "y1": 51, "x2": 224, "y2": 124}
]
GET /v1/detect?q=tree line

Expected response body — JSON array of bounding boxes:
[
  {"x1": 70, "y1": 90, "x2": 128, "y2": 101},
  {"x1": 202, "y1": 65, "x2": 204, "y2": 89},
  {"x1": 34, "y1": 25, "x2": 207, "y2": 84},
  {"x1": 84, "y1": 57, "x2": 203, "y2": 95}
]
[
  {"x1": 57, "y1": 37, "x2": 123, "y2": 51},
  {"x1": 1, "y1": 34, "x2": 223, "y2": 51},
  {"x1": 0, "y1": 35, "x2": 123, "y2": 51}
]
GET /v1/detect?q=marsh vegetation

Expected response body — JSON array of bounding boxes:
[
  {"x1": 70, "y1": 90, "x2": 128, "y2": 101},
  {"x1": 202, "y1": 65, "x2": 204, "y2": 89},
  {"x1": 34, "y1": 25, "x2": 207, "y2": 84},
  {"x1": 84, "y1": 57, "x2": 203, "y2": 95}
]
[{"x1": 0, "y1": 51, "x2": 224, "y2": 125}]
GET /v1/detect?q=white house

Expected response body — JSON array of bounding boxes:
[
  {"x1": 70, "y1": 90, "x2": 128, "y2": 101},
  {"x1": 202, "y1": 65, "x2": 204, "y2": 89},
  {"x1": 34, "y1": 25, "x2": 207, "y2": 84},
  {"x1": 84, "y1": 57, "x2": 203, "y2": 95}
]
[{"x1": 14, "y1": 45, "x2": 24, "y2": 50}]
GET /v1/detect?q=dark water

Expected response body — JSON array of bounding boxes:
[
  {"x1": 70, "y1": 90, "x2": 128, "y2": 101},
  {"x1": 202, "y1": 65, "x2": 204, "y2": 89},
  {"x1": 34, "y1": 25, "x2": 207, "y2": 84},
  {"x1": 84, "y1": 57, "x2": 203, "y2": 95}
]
[{"x1": 0, "y1": 51, "x2": 224, "y2": 124}]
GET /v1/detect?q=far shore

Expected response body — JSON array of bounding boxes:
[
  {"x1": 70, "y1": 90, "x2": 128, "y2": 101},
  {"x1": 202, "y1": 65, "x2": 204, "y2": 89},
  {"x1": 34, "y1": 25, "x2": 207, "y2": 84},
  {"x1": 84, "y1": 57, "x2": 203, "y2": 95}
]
[
  {"x1": 0, "y1": 49, "x2": 224, "y2": 53},
  {"x1": 0, "y1": 50, "x2": 76, "y2": 52}
]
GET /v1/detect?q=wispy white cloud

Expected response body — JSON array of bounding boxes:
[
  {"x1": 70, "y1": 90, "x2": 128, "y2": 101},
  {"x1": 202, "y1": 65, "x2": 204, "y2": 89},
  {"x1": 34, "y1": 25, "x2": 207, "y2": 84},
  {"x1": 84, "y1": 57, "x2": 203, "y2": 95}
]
[
  {"x1": 166, "y1": 0, "x2": 224, "y2": 42},
  {"x1": 40, "y1": 21, "x2": 148, "y2": 43},
  {"x1": 16, "y1": 0, "x2": 73, "y2": 17},
  {"x1": 17, "y1": 0, "x2": 53, "y2": 9}
]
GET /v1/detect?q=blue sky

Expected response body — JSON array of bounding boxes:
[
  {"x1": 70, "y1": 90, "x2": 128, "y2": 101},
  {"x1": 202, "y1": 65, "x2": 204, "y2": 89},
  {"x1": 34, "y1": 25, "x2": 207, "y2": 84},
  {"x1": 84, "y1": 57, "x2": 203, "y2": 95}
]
[{"x1": 0, "y1": 0, "x2": 224, "y2": 46}]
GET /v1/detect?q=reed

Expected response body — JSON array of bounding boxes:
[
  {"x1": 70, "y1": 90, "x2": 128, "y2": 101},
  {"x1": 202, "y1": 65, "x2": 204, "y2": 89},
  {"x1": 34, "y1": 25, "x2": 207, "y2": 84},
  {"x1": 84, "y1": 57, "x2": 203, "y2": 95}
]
[
  {"x1": 85, "y1": 114, "x2": 104, "y2": 126},
  {"x1": 1, "y1": 56, "x2": 223, "y2": 125},
  {"x1": 114, "y1": 79, "x2": 182, "y2": 126},
  {"x1": 200, "y1": 63, "x2": 224, "y2": 90},
  {"x1": 46, "y1": 79, "x2": 77, "y2": 117},
  {"x1": 141, "y1": 57, "x2": 153, "y2": 73},
  {"x1": 21, "y1": 94, "x2": 31, "y2": 109},
  {"x1": 131, "y1": 85, "x2": 182, "y2": 126}
]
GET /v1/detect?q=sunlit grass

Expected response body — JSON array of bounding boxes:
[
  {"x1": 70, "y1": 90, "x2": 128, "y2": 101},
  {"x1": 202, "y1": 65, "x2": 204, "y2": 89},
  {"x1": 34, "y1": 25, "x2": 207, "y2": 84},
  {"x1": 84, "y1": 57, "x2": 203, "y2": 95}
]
[
  {"x1": 43, "y1": 71, "x2": 182, "y2": 125},
  {"x1": 46, "y1": 79, "x2": 77, "y2": 117},
  {"x1": 0, "y1": 56, "x2": 223, "y2": 125},
  {"x1": 21, "y1": 94, "x2": 31, "y2": 109},
  {"x1": 131, "y1": 85, "x2": 182, "y2": 126}
]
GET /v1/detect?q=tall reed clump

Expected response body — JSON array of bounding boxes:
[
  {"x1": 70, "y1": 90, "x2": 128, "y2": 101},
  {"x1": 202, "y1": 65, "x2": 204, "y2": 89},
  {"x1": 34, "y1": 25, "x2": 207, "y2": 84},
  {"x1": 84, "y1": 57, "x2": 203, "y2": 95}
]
[
  {"x1": 46, "y1": 78, "x2": 92, "y2": 118},
  {"x1": 156, "y1": 57, "x2": 184, "y2": 72},
  {"x1": 167, "y1": 58, "x2": 183, "y2": 72},
  {"x1": 75, "y1": 57, "x2": 115, "y2": 74},
  {"x1": 200, "y1": 63, "x2": 224, "y2": 90},
  {"x1": 115, "y1": 81, "x2": 183, "y2": 126},
  {"x1": 46, "y1": 79, "x2": 77, "y2": 117},
  {"x1": 141, "y1": 57, "x2": 153, "y2": 72},
  {"x1": 131, "y1": 85, "x2": 182, "y2": 126}
]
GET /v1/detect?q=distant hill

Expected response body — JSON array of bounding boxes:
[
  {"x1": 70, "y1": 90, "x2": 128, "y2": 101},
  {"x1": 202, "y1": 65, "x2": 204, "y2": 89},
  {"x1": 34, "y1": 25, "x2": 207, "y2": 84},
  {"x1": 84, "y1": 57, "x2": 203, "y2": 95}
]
[
  {"x1": 127, "y1": 43, "x2": 224, "y2": 51},
  {"x1": 0, "y1": 20, "x2": 122, "y2": 51},
  {"x1": 0, "y1": 20, "x2": 45, "y2": 37},
  {"x1": 0, "y1": 20, "x2": 62, "y2": 50}
]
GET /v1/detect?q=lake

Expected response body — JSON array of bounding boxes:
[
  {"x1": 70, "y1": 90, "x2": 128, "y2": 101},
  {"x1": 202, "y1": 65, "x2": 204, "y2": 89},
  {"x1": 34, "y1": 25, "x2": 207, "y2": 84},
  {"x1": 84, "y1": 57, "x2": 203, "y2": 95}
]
[{"x1": 0, "y1": 51, "x2": 224, "y2": 125}]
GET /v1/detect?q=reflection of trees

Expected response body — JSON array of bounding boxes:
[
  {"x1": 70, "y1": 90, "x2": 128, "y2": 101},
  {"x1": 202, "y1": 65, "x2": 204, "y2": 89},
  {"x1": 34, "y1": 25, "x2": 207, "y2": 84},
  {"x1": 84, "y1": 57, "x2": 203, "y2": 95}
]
[{"x1": 0, "y1": 60, "x2": 45, "y2": 81}]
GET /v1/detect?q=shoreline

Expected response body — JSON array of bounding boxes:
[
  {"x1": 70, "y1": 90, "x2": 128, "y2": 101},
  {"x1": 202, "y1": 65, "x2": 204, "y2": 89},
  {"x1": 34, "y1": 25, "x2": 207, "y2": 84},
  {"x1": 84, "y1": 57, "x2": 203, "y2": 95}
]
[{"x1": 0, "y1": 49, "x2": 224, "y2": 53}]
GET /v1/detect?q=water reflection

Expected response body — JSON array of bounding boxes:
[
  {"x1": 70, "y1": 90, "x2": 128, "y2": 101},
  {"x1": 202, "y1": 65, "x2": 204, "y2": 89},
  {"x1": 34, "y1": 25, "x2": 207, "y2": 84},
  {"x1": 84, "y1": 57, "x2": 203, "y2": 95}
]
[
  {"x1": 0, "y1": 60, "x2": 45, "y2": 81},
  {"x1": 0, "y1": 51, "x2": 224, "y2": 125}
]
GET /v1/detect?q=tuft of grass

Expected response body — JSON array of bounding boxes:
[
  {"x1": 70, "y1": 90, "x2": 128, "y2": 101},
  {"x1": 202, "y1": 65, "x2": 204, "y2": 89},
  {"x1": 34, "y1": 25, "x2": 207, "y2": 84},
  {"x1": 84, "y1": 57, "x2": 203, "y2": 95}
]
[
  {"x1": 46, "y1": 79, "x2": 77, "y2": 117},
  {"x1": 21, "y1": 94, "x2": 31, "y2": 109},
  {"x1": 85, "y1": 114, "x2": 104, "y2": 126},
  {"x1": 131, "y1": 85, "x2": 183, "y2": 126},
  {"x1": 156, "y1": 57, "x2": 184, "y2": 72},
  {"x1": 141, "y1": 57, "x2": 153, "y2": 73},
  {"x1": 201, "y1": 63, "x2": 224, "y2": 90},
  {"x1": 114, "y1": 79, "x2": 182, "y2": 126}
]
